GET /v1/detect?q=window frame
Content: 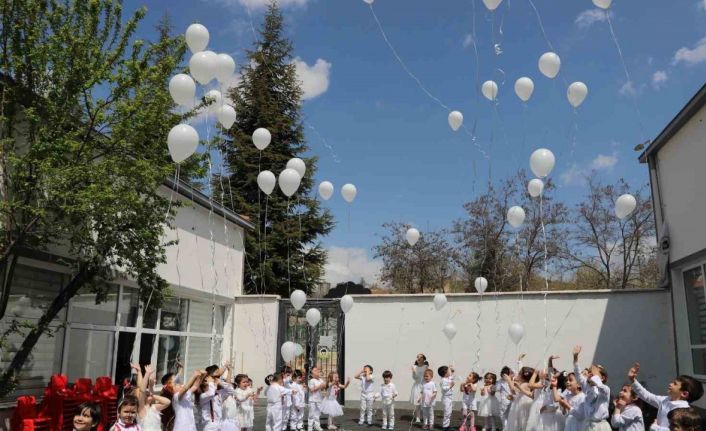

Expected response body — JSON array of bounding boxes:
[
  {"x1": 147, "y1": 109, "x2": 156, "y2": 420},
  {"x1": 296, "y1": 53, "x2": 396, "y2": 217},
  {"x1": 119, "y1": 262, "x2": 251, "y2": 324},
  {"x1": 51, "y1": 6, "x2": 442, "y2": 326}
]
[{"x1": 683, "y1": 262, "x2": 706, "y2": 380}]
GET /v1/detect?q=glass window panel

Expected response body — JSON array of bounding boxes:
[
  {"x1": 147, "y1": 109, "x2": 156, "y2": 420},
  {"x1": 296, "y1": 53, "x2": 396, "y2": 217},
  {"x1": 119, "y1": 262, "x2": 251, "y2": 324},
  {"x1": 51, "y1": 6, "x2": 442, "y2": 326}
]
[
  {"x1": 215, "y1": 305, "x2": 227, "y2": 335},
  {"x1": 3, "y1": 264, "x2": 66, "y2": 323},
  {"x1": 69, "y1": 285, "x2": 118, "y2": 325},
  {"x1": 160, "y1": 298, "x2": 188, "y2": 332},
  {"x1": 188, "y1": 301, "x2": 212, "y2": 334},
  {"x1": 139, "y1": 334, "x2": 156, "y2": 366},
  {"x1": 157, "y1": 335, "x2": 186, "y2": 381},
  {"x1": 66, "y1": 329, "x2": 114, "y2": 381},
  {"x1": 143, "y1": 306, "x2": 158, "y2": 330},
  {"x1": 114, "y1": 332, "x2": 136, "y2": 384},
  {"x1": 213, "y1": 338, "x2": 223, "y2": 366},
  {"x1": 692, "y1": 348, "x2": 706, "y2": 375},
  {"x1": 118, "y1": 288, "x2": 140, "y2": 327},
  {"x1": 186, "y1": 337, "x2": 212, "y2": 376},
  {"x1": 684, "y1": 265, "x2": 706, "y2": 345}
]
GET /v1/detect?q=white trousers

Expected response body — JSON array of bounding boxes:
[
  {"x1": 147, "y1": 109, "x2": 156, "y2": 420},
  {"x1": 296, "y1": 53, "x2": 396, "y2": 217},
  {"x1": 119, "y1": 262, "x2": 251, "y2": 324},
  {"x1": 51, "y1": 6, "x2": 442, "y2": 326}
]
[
  {"x1": 422, "y1": 406, "x2": 434, "y2": 426},
  {"x1": 359, "y1": 397, "x2": 374, "y2": 423},
  {"x1": 290, "y1": 406, "x2": 305, "y2": 430},
  {"x1": 282, "y1": 402, "x2": 291, "y2": 429},
  {"x1": 267, "y1": 405, "x2": 283, "y2": 431},
  {"x1": 382, "y1": 402, "x2": 395, "y2": 428},
  {"x1": 308, "y1": 402, "x2": 322, "y2": 431},
  {"x1": 500, "y1": 402, "x2": 511, "y2": 430},
  {"x1": 203, "y1": 421, "x2": 222, "y2": 431},
  {"x1": 443, "y1": 398, "x2": 453, "y2": 428}
]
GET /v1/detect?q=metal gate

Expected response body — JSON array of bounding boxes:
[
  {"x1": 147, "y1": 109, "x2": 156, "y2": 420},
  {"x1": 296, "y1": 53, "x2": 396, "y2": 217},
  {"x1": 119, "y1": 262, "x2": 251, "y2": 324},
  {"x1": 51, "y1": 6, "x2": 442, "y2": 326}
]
[{"x1": 277, "y1": 299, "x2": 345, "y2": 402}]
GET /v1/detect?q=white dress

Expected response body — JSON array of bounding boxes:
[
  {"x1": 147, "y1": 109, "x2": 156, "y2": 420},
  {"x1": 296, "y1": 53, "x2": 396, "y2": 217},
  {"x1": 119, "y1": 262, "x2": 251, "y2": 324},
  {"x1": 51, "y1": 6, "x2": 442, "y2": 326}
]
[
  {"x1": 139, "y1": 406, "x2": 162, "y2": 431},
  {"x1": 235, "y1": 387, "x2": 255, "y2": 428},
  {"x1": 539, "y1": 389, "x2": 565, "y2": 431},
  {"x1": 564, "y1": 392, "x2": 586, "y2": 431},
  {"x1": 526, "y1": 388, "x2": 544, "y2": 431},
  {"x1": 506, "y1": 388, "x2": 534, "y2": 431},
  {"x1": 320, "y1": 386, "x2": 344, "y2": 417},
  {"x1": 222, "y1": 396, "x2": 239, "y2": 431},
  {"x1": 478, "y1": 386, "x2": 500, "y2": 417},
  {"x1": 410, "y1": 365, "x2": 428, "y2": 405}
]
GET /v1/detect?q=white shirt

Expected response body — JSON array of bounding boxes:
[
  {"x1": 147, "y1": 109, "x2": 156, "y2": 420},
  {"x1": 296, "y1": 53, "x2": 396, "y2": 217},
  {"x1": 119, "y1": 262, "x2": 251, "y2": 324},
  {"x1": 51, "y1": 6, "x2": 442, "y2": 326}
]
[
  {"x1": 173, "y1": 390, "x2": 197, "y2": 431},
  {"x1": 611, "y1": 404, "x2": 645, "y2": 431},
  {"x1": 441, "y1": 377, "x2": 454, "y2": 400},
  {"x1": 567, "y1": 391, "x2": 587, "y2": 422},
  {"x1": 267, "y1": 383, "x2": 291, "y2": 406},
  {"x1": 381, "y1": 383, "x2": 398, "y2": 402},
  {"x1": 496, "y1": 381, "x2": 512, "y2": 405},
  {"x1": 199, "y1": 382, "x2": 236, "y2": 424},
  {"x1": 308, "y1": 378, "x2": 324, "y2": 403},
  {"x1": 291, "y1": 382, "x2": 305, "y2": 408},
  {"x1": 574, "y1": 363, "x2": 610, "y2": 422},
  {"x1": 360, "y1": 374, "x2": 375, "y2": 399},
  {"x1": 632, "y1": 380, "x2": 690, "y2": 431},
  {"x1": 462, "y1": 383, "x2": 476, "y2": 404},
  {"x1": 421, "y1": 381, "x2": 437, "y2": 407}
]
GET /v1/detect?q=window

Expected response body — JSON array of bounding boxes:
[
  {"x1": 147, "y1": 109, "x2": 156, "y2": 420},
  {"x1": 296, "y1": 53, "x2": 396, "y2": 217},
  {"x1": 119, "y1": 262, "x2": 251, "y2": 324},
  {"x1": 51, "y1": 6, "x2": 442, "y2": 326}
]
[
  {"x1": 684, "y1": 264, "x2": 706, "y2": 375},
  {"x1": 66, "y1": 329, "x2": 114, "y2": 381},
  {"x1": 186, "y1": 337, "x2": 212, "y2": 376},
  {"x1": 160, "y1": 298, "x2": 188, "y2": 332},
  {"x1": 157, "y1": 335, "x2": 186, "y2": 379},
  {"x1": 188, "y1": 300, "x2": 213, "y2": 333},
  {"x1": 69, "y1": 285, "x2": 118, "y2": 325},
  {"x1": 118, "y1": 288, "x2": 140, "y2": 327}
]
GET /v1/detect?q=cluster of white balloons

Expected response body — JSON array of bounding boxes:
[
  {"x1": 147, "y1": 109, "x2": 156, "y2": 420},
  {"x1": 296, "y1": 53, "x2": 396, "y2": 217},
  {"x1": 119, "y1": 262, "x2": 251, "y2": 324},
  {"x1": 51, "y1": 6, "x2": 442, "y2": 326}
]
[
  {"x1": 280, "y1": 341, "x2": 305, "y2": 362},
  {"x1": 290, "y1": 289, "x2": 355, "y2": 319},
  {"x1": 315, "y1": 182, "x2": 357, "y2": 203},
  {"x1": 167, "y1": 23, "x2": 239, "y2": 164}
]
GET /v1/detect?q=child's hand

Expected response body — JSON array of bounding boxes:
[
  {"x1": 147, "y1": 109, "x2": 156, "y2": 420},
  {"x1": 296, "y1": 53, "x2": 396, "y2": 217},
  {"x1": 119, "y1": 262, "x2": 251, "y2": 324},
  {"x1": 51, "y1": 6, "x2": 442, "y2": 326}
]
[
  {"x1": 615, "y1": 399, "x2": 626, "y2": 409},
  {"x1": 550, "y1": 355, "x2": 560, "y2": 361},
  {"x1": 411, "y1": 365, "x2": 416, "y2": 372},
  {"x1": 590, "y1": 365, "x2": 601, "y2": 379},
  {"x1": 131, "y1": 363, "x2": 141, "y2": 372},
  {"x1": 627, "y1": 363, "x2": 640, "y2": 382},
  {"x1": 518, "y1": 353, "x2": 526, "y2": 361},
  {"x1": 572, "y1": 345, "x2": 582, "y2": 360}
]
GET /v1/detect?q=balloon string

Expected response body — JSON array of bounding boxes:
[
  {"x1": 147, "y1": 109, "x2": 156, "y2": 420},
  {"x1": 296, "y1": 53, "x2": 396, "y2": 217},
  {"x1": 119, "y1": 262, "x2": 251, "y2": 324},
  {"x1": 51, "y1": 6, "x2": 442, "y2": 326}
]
[
  {"x1": 526, "y1": 0, "x2": 555, "y2": 53},
  {"x1": 606, "y1": 12, "x2": 646, "y2": 142},
  {"x1": 287, "y1": 197, "x2": 292, "y2": 295},
  {"x1": 474, "y1": 293, "x2": 483, "y2": 370},
  {"x1": 307, "y1": 123, "x2": 341, "y2": 164},
  {"x1": 540, "y1": 191, "x2": 549, "y2": 360},
  {"x1": 257, "y1": 151, "x2": 263, "y2": 289}
]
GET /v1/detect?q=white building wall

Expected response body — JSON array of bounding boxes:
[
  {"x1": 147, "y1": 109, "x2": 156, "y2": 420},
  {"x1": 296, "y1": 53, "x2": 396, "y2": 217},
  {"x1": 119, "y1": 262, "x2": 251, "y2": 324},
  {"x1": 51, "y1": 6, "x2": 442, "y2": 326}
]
[
  {"x1": 233, "y1": 295, "x2": 280, "y2": 387},
  {"x1": 343, "y1": 290, "x2": 675, "y2": 406},
  {"x1": 654, "y1": 103, "x2": 706, "y2": 262}
]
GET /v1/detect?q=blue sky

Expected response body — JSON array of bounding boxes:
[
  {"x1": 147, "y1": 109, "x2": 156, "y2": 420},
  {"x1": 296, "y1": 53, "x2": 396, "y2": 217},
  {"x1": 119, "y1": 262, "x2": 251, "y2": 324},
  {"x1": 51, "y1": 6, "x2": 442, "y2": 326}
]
[{"x1": 139, "y1": 0, "x2": 706, "y2": 284}]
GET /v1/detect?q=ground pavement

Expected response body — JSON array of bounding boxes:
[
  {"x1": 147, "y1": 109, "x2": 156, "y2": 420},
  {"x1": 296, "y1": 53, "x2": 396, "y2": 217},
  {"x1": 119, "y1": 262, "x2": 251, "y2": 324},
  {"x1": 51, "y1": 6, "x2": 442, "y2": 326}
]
[{"x1": 252, "y1": 406, "x2": 493, "y2": 431}]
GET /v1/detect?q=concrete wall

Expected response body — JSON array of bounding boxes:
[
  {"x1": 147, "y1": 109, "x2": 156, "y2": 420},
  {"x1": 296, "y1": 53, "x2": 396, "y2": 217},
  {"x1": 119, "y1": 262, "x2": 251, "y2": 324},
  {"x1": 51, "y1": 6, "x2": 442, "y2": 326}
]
[
  {"x1": 343, "y1": 290, "x2": 675, "y2": 406},
  {"x1": 654, "y1": 103, "x2": 706, "y2": 262},
  {"x1": 233, "y1": 295, "x2": 280, "y2": 388}
]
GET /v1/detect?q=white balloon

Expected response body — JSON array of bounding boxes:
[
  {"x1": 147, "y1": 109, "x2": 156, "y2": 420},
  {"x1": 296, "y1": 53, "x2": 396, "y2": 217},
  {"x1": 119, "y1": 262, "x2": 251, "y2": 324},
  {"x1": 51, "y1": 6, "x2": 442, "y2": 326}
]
[
  {"x1": 293, "y1": 343, "x2": 304, "y2": 357},
  {"x1": 290, "y1": 289, "x2": 307, "y2": 311},
  {"x1": 448, "y1": 111, "x2": 463, "y2": 132},
  {"x1": 529, "y1": 148, "x2": 556, "y2": 178},
  {"x1": 318, "y1": 181, "x2": 334, "y2": 201},
  {"x1": 482, "y1": 0, "x2": 503, "y2": 11},
  {"x1": 286, "y1": 158, "x2": 306, "y2": 178},
  {"x1": 341, "y1": 184, "x2": 357, "y2": 203},
  {"x1": 169, "y1": 74, "x2": 196, "y2": 106},
  {"x1": 257, "y1": 170, "x2": 276, "y2": 195},
  {"x1": 306, "y1": 308, "x2": 321, "y2": 327},
  {"x1": 507, "y1": 206, "x2": 526, "y2": 228},
  {"x1": 508, "y1": 323, "x2": 525, "y2": 345},
  {"x1": 278, "y1": 168, "x2": 301, "y2": 197},
  {"x1": 281, "y1": 341, "x2": 296, "y2": 362},
  {"x1": 217, "y1": 105, "x2": 237, "y2": 129},
  {"x1": 567, "y1": 82, "x2": 588, "y2": 108},
  {"x1": 340, "y1": 295, "x2": 354, "y2": 313},
  {"x1": 167, "y1": 124, "x2": 199, "y2": 163},
  {"x1": 615, "y1": 194, "x2": 637, "y2": 219},
  {"x1": 406, "y1": 228, "x2": 420, "y2": 247},
  {"x1": 538, "y1": 52, "x2": 561, "y2": 79},
  {"x1": 204, "y1": 89, "x2": 222, "y2": 112},
  {"x1": 482, "y1": 80, "x2": 499, "y2": 101},
  {"x1": 514, "y1": 77, "x2": 534, "y2": 102},
  {"x1": 185, "y1": 23, "x2": 209, "y2": 53},
  {"x1": 363, "y1": 0, "x2": 374, "y2": 3},
  {"x1": 528, "y1": 179, "x2": 544, "y2": 198},
  {"x1": 474, "y1": 277, "x2": 488, "y2": 294},
  {"x1": 443, "y1": 322, "x2": 457, "y2": 340},
  {"x1": 252, "y1": 128, "x2": 271, "y2": 151},
  {"x1": 189, "y1": 51, "x2": 217, "y2": 85},
  {"x1": 592, "y1": 0, "x2": 612, "y2": 9},
  {"x1": 215, "y1": 53, "x2": 236, "y2": 84},
  {"x1": 433, "y1": 293, "x2": 447, "y2": 311}
]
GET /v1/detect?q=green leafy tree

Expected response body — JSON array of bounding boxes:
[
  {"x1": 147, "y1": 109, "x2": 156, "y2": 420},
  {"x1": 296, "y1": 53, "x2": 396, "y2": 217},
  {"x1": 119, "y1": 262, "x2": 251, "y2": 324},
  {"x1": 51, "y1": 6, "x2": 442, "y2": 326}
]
[
  {"x1": 0, "y1": 0, "x2": 197, "y2": 395},
  {"x1": 220, "y1": 3, "x2": 334, "y2": 296}
]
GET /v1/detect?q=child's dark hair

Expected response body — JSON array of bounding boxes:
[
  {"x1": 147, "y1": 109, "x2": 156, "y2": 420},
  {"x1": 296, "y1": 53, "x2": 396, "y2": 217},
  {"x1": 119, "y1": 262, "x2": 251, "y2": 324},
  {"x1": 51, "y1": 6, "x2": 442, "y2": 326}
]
[
  {"x1": 414, "y1": 354, "x2": 429, "y2": 366},
  {"x1": 205, "y1": 365, "x2": 219, "y2": 376},
  {"x1": 293, "y1": 370, "x2": 303, "y2": 379},
  {"x1": 469, "y1": 372, "x2": 480, "y2": 383},
  {"x1": 281, "y1": 365, "x2": 293, "y2": 374},
  {"x1": 555, "y1": 371, "x2": 567, "y2": 392},
  {"x1": 668, "y1": 407, "x2": 702, "y2": 431},
  {"x1": 500, "y1": 366, "x2": 512, "y2": 377},
  {"x1": 676, "y1": 375, "x2": 705, "y2": 403},
  {"x1": 484, "y1": 372, "x2": 497, "y2": 384},
  {"x1": 438, "y1": 366, "x2": 449, "y2": 378},
  {"x1": 161, "y1": 372, "x2": 174, "y2": 386},
  {"x1": 364, "y1": 364, "x2": 374, "y2": 372},
  {"x1": 117, "y1": 395, "x2": 139, "y2": 411},
  {"x1": 383, "y1": 370, "x2": 393, "y2": 379},
  {"x1": 235, "y1": 374, "x2": 247, "y2": 386},
  {"x1": 271, "y1": 372, "x2": 283, "y2": 383},
  {"x1": 74, "y1": 402, "x2": 101, "y2": 429},
  {"x1": 519, "y1": 367, "x2": 534, "y2": 382},
  {"x1": 265, "y1": 374, "x2": 274, "y2": 386}
]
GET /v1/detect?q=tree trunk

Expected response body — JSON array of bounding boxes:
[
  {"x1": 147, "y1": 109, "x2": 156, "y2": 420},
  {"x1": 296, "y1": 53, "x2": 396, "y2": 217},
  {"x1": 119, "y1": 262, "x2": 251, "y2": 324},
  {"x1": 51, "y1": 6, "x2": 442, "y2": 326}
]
[{"x1": 0, "y1": 264, "x2": 96, "y2": 397}]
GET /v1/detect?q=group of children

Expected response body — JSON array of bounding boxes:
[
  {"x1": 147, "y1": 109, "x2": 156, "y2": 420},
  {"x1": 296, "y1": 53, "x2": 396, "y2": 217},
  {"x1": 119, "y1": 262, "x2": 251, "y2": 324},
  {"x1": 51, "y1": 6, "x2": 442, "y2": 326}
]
[{"x1": 69, "y1": 347, "x2": 706, "y2": 431}]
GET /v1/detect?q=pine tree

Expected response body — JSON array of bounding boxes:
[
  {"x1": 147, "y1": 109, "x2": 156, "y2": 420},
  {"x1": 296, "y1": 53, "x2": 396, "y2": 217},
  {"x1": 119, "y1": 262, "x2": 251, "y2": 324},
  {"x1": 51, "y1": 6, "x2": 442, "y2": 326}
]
[{"x1": 220, "y1": 3, "x2": 334, "y2": 296}]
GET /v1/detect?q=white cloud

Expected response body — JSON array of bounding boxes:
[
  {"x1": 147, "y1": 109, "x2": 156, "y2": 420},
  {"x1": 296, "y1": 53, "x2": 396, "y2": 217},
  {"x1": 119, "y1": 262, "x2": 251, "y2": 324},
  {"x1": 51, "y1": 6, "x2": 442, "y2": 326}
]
[
  {"x1": 673, "y1": 37, "x2": 706, "y2": 66},
  {"x1": 236, "y1": 0, "x2": 308, "y2": 9},
  {"x1": 591, "y1": 153, "x2": 618, "y2": 169},
  {"x1": 462, "y1": 34, "x2": 475, "y2": 49},
  {"x1": 575, "y1": 9, "x2": 611, "y2": 29},
  {"x1": 699, "y1": 0, "x2": 706, "y2": 10},
  {"x1": 561, "y1": 164, "x2": 587, "y2": 186},
  {"x1": 293, "y1": 58, "x2": 331, "y2": 101},
  {"x1": 324, "y1": 247, "x2": 382, "y2": 286},
  {"x1": 651, "y1": 70, "x2": 668, "y2": 88},
  {"x1": 619, "y1": 80, "x2": 643, "y2": 97}
]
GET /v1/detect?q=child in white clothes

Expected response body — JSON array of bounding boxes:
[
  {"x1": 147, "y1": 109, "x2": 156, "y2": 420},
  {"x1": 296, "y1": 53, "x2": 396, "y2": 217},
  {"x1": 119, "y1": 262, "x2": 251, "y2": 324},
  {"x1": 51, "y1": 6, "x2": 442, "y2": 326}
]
[
  {"x1": 478, "y1": 372, "x2": 500, "y2": 431},
  {"x1": 555, "y1": 372, "x2": 585, "y2": 431},
  {"x1": 380, "y1": 370, "x2": 399, "y2": 430},
  {"x1": 320, "y1": 372, "x2": 350, "y2": 430},
  {"x1": 282, "y1": 366, "x2": 294, "y2": 431},
  {"x1": 172, "y1": 370, "x2": 206, "y2": 431},
  {"x1": 356, "y1": 365, "x2": 376, "y2": 426},
  {"x1": 439, "y1": 366, "x2": 456, "y2": 431},
  {"x1": 628, "y1": 363, "x2": 704, "y2": 431},
  {"x1": 197, "y1": 365, "x2": 236, "y2": 431},
  {"x1": 234, "y1": 374, "x2": 263, "y2": 431},
  {"x1": 611, "y1": 384, "x2": 644, "y2": 431},
  {"x1": 418, "y1": 369, "x2": 437, "y2": 430},
  {"x1": 267, "y1": 373, "x2": 294, "y2": 431},
  {"x1": 289, "y1": 370, "x2": 306, "y2": 431},
  {"x1": 572, "y1": 345, "x2": 611, "y2": 431},
  {"x1": 461, "y1": 372, "x2": 480, "y2": 431},
  {"x1": 308, "y1": 367, "x2": 327, "y2": 431}
]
